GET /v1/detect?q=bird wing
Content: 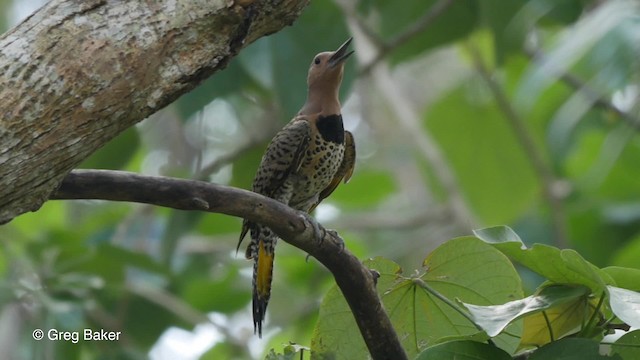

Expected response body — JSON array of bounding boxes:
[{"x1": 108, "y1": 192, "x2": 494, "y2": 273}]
[
  {"x1": 252, "y1": 118, "x2": 311, "y2": 197},
  {"x1": 237, "y1": 118, "x2": 311, "y2": 253},
  {"x1": 309, "y1": 130, "x2": 356, "y2": 213}
]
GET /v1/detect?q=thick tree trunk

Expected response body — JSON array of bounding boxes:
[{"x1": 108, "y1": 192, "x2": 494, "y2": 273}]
[{"x1": 0, "y1": 0, "x2": 309, "y2": 223}]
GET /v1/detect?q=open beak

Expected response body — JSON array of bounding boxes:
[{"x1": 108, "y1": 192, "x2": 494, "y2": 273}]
[{"x1": 328, "y1": 38, "x2": 354, "y2": 68}]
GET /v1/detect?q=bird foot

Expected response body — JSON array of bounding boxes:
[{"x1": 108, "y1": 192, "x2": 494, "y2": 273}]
[{"x1": 299, "y1": 213, "x2": 345, "y2": 251}]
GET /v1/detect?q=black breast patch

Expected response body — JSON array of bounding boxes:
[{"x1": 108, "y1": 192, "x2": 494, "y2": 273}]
[{"x1": 316, "y1": 114, "x2": 345, "y2": 144}]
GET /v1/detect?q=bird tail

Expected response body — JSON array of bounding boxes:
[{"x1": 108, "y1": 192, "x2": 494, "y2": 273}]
[{"x1": 253, "y1": 238, "x2": 274, "y2": 337}]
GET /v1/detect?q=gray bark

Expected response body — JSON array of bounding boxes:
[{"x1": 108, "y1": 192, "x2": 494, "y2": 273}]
[{"x1": 0, "y1": 0, "x2": 309, "y2": 223}]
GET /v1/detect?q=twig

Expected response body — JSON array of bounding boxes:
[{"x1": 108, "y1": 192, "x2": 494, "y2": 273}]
[
  {"x1": 467, "y1": 44, "x2": 569, "y2": 248},
  {"x1": 359, "y1": 0, "x2": 456, "y2": 75},
  {"x1": 51, "y1": 169, "x2": 408, "y2": 360},
  {"x1": 194, "y1": 140, "x2": 261, "y2": 181},
  {"x1": 525, "y1": 47, "x2": 640, "y2": 129}
]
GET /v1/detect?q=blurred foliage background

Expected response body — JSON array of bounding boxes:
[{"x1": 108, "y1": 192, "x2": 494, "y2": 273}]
[{"x1": 1, "y1": 0, "x2": 640, "y2": 359}]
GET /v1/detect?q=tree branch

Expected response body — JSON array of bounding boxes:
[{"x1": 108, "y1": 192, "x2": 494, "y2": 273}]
[
  {"x1": 51, "y1": 169, "x2": 408, "y2": 360},
  {"x1": 0, "y1": 0, "x2": 310, "y2": 224},
  {"x1": 525, "y1": 47, "x2": 640, "y2": 129},
  {"x1": 467, "y1": 44, "x2": 570, "y2": 248},
  {"x1": 359, "y1": 0, "x2": 456, "y2": 75}
]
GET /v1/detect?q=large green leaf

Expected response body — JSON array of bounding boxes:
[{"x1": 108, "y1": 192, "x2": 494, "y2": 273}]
[
  {"x1": 416, "y1": 340, "x2": 511, "y2": 360},
  {"x1": 461, "y1": 284, "x2": 590, "y2": 337},
  {"x1": 425, "y1": 86, "x2": 539, "y2": 224},
  {"x1": 179, "y1": 270, "x2": 250, "y2": 314},
  {"x1": 520, "y1": 299, "x2": 593, "y2": 350},
  {"x1": 79, "y1": 127, "x2": 140, "y2": 169},
  {"x1": 602, "y1": 267, "x2": 640, "y2": 291},
  {"x1": 311, "y1": 237, "x2": 523, "y2": 359},
  {"x1": 610, "y1": 228, "x2": 640, "y2": 270},
  {"x1": 528, "y1": 338, "x2": 621, "y2": 360},
  {"x1": 364, "y1": 0, "x2": 478, "y2": 65},
  {"x1": 566, "y1": 129, "x2": 640, "y2": 200},
  {"x1": 611, "y1": 330, "x2": 640, "y2": 359},
  {"x1": 410, "y1": 237, "x2": 523, "y2": 354},
  {"x1": 473, "y1": 225, "x2": 523, "y2": 245},
  {"x1": 174, "y1": 59, "x2": 261, "y2": 120},
  {"x1": 475, "y1": 226, "x2": 613, "y2": 293},
  {"x1": 328, "y1": 169, "x2": 395, "y2": 209},
  {"x1": 310, "y1": 257, "x2": 400, "y2": 359},
  {"x1": 479, "y1": 0, "x2": 527, "y2": 63},
  {"x1": 607, "y1": 286, "x2": 640, "y2": 328}
]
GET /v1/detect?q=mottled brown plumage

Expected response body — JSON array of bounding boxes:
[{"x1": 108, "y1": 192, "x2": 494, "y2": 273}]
[{"x1": 237, "y1": 38, "x2": 356, "y2": 337}]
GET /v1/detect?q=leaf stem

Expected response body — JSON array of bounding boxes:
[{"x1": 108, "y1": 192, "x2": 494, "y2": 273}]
[
  {"x1": 580, "y1": 291, "x2": 606, "y2": 337},
  {"x1": 542, "y1": 310, "x2": 555, "y2": 342},
  {"x1": 412, "y1": 277, "x2": 483, "y2": 333}
]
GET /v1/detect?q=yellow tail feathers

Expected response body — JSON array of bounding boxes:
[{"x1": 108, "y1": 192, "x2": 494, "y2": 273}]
[{"x1": 253, "y1": 239, "x2": 274, "y2": 337}]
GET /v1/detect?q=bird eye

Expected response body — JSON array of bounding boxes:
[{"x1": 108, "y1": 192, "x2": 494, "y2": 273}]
[{"x1": 314, "y1": 57, "x2": 321, "y2": 65}]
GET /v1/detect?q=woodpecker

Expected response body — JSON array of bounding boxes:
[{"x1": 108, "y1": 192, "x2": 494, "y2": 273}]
[{"x1": 237, "y1": 38, "x2": 356, "y2": 337}]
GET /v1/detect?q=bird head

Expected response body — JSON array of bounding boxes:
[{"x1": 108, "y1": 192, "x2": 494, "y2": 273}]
[{"x1": 306, "y1": 38, "x2": 354, "y2": 91}]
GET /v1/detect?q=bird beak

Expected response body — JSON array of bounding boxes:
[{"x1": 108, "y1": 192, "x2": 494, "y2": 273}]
[{"x1": 328, "y1": 38, "x2": 354, "y2": 68}]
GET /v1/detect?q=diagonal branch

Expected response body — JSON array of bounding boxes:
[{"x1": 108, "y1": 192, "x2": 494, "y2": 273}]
[
  {"x1": 524, "y1": 47, "x2": 640, "y2": 129},
  {"x1": 359, "y1": 0, "x2": 456, "y2": 75},
  {"x1": 467, "y1": 44, "x2": 569, "y2": 248},
  {"x1": 51, "y1": 169, "x2": 408, "y2": 360}
]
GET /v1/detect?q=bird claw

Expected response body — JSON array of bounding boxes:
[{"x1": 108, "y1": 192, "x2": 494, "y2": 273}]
[
  {"x1": 327, "y1": 229, "x2": 345, "y2": 253},
  {"x1": 299, "y1": 213, "x2": 345, "y2": 251}
]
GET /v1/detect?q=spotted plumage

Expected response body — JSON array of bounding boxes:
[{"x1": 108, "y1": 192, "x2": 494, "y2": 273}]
[{"x1": 237, "y1": 38, "x2": 356, "y2": 337}]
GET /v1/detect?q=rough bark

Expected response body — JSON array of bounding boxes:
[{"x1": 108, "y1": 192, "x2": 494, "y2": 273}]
[
  {"x1": 53, "y1": 169, "x2": 409, "y2": 360},
  {"x1": 0, "y1": 0, "x2": 309, "y2": 223}
]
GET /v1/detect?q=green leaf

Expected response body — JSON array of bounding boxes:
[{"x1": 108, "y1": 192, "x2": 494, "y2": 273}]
[
  {"x1": 412, "y1": 237, "x2": 523, "y2": 354},
  {"x1": 200, "y1": 342, "x2": 238, "y2": 360},
  {"x1": 611, "y1": 235, "x2": 640, "y2": 271},
  {"x1": 161, "y1": 210, "x2": 203, "y2": 264},
  {"x1": 179, "y1": 271, "x2": 250, "y2": 314},
  {"x1": 269, "y1": 1, "x2": 353, "y2": 118},
  {"x1": 516, "y1": 1, "x2": 638, "y2": 110},
  {"x1": 122, "y1": 292, "x2": 179, "y2": 347},
  {"x1": 473, "y1": 225, "x2": 524, "y2": 245},
  {"x1": 329, "y1": 169, "x2": 395, "y2": 209},
  {"x1": 520, "y1": 299, "x2": 593, "y2": 350},
  {"x1": 475, "y1": 227, "x2": 612, "y2": 293},
  {"x1": 230, "y1": 144, "x2": 265, "y2": 189},
  {"x1": 425, "y1": 85, "x2": 539, "y2": 224},
  {"x1": 264, "y1": 348, "x2": 298, "y2": 360},
  {"x1": 196, "y1": 213, "x2": 241, "y2": 235},
  {"x1": 175, "y1": 59, "x2": 260, "y2": 120},
  {"x1": 611, "y1": 330, "x2": 640, "y2": 359},
  {"x1": 528, "y1": 338, "x2": 621, "y2": 360},
  {"x1": 311, "y1": 257, "x2": 400, "y2": 359},
  {"x1": 602, "y1": 267, "x2": 640, "y2": 291},
  {"x1": 79, "y1": 127, "x2": 140, "y2": 169},
  {"x1": 312, "y1": 239, "x2": 523, "y2": 359},
  {"x1": 607, "y1": 286, "x2": 640, "y2": 328},
  {"x1": 479, "y1": 0, "x2": 527, "y2": 63},
  {"x1": 368, "y1": 0, "x2": 479, "y2": 65},
  {"x1": 461, "y1": 284, "x2": 590, "y2": 337},
  {"x1": 415, "y1": 340, "x2": 512, "y2": 360}
]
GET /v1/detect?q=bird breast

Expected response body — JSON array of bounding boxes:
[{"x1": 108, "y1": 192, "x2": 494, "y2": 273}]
[{"x1": 289, "y1": 132, "x2": 345, "y2": 211}]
